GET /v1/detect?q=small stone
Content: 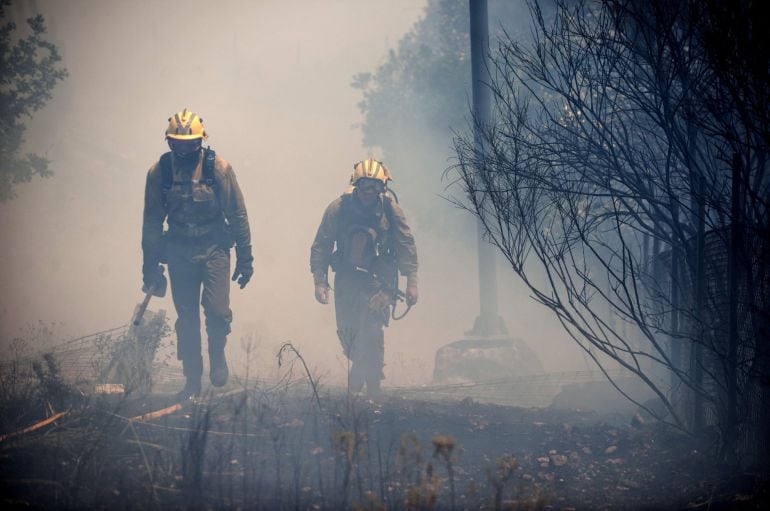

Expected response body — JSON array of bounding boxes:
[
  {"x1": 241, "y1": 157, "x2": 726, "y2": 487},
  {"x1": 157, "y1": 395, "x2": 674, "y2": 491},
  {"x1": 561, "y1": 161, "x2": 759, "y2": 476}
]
[
  {"x1": 550, "y1": 454, "x2": 568, "y2": 466},
  {"x1": 630, "y1": 413, "x2": 645, "y2": 428},
  {"x1": 621, "y1": 479, "x2": 640, "y2": 489}
]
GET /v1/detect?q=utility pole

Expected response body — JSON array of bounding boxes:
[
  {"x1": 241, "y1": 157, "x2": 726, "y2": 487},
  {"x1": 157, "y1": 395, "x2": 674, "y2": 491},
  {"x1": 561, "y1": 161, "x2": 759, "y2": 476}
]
[
  {"x1": 468, "y1": 0, "x2": 507, "y2": 337},
  {"x1": 432, "y1": 0, "x2": 545, "y2": 387}
]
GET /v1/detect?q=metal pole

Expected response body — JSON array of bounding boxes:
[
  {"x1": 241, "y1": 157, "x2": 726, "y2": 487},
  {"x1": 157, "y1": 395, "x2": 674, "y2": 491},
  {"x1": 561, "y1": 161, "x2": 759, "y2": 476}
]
[{"x1": 469, "y1": 0, "x2": 506, "y2": 337}]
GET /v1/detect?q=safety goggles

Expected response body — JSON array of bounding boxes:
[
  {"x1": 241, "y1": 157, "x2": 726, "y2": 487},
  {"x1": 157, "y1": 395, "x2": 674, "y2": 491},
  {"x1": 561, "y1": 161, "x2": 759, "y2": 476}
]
[{"x1": 356, "y1": 181, "x2": 385, "y2": 194}]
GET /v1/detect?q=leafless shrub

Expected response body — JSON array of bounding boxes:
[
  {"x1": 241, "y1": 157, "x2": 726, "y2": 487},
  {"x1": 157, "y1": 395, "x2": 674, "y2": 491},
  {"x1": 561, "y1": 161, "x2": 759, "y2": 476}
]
[{"x1": 452, "y1": 0, "x2": 770, "y2": 464}]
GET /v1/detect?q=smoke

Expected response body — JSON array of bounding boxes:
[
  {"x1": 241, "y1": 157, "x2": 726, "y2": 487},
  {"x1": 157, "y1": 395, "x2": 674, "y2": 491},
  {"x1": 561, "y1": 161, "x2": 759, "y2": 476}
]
[{"x1": 0, "y1": 0, "x2": 584, "y2": 387}]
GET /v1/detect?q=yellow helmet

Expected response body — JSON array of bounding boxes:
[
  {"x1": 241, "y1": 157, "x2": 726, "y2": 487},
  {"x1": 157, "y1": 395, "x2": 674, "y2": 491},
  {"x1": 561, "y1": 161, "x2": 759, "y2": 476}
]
[
  {"x1": 165, "y1": 108, "x2": 208, "y2": 140},
  {"x1": 350, "y1": 159, "x2": 392, "y2": 186}
]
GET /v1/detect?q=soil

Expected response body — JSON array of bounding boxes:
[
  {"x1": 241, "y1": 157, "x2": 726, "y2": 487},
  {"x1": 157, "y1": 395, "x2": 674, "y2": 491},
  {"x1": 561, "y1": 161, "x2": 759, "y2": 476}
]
[{"x1": 0, "y1": 385, "x2": 768, "y2": 510}]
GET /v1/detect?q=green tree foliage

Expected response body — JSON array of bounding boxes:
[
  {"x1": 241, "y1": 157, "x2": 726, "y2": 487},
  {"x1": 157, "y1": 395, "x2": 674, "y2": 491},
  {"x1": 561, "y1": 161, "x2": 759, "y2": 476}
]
[
  {"x1": 353, "y1": 0, "x2": 470, "y2": 154},
  {"x1": 352, "y1": 0, "x2": 470, "y2": 217},
  {"x1": 352, "y1": 0, "x2": 527, "y2": 225},
  {"x1": 0, "y1": 0, "x2": 67, "y2": 202}
]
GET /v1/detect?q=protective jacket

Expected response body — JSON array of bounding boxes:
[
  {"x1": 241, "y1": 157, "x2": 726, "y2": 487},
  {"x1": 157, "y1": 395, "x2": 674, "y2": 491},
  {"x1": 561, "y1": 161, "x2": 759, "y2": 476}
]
[
  {"x1": 310, "y1": 191, "x2": 418, "y2": 288},
  {"x1": 141, "y1": 149, "x2": 251, "y2": 381},
  {"x1": 310, "y1": 189, "x2": 418, "y2": 391}
]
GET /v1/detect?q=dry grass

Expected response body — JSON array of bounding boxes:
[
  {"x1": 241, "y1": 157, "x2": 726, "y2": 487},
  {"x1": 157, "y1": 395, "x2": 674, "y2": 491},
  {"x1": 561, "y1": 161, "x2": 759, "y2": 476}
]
[{"x1": 2, "y1": 332, "x2": 757, "y2": 510}]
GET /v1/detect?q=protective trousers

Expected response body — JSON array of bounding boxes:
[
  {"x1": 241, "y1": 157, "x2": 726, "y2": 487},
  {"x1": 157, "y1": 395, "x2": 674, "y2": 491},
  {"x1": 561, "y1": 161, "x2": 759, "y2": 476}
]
[
  {"x1": 334, "y1": 270, "x2": 387, "y2": 392},
  {"x1": 167, "y1": 242, "x2": 232, "y2": 382}
]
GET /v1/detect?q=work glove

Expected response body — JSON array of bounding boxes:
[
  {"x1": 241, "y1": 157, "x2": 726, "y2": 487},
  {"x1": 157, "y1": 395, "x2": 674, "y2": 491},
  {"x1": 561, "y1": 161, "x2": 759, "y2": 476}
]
[
  {"x1": 142, "y1": 263, "x2": 167, "y2": 297},
  {"x1": 315, "y1": 283, "x2": 329, "y2": 304},
  {"x1": 406, "y1": 285, "x2": 418, "y2": 306},
  {"x1": 232, "y1": 245, "x2": 254, "y2": 289}
]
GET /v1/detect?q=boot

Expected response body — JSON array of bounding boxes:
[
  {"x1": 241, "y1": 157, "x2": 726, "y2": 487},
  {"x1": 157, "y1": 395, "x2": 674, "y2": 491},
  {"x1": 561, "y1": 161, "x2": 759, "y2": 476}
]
[
  {"x1": 366, "y1": 376, "x2": 382, "y2": 398},
  {"x1": 176, "y1": 378, "x2": 201, "y2": 401},
  {"x1": 209, "y1": 348, "x2": 229, "y2": 387},
  {"x1": 177, "y1": 354, "x2": 203, "y2": 401},
  {"x1": 348, "y1": 363, "x2": 365, "y2": 395}
]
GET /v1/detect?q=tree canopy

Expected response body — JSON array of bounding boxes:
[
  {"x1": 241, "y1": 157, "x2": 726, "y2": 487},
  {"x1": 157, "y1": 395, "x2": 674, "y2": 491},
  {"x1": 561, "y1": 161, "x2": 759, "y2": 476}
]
[{"x1": 352, "y1": 0, "x2": 526, "y2": 225}]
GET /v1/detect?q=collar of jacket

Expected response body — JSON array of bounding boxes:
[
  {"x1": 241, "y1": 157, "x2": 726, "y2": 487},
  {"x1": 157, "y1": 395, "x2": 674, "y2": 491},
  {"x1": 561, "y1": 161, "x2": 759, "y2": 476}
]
[{"x1": 349, "y1": 190, "x2": 385, "y2": 218}]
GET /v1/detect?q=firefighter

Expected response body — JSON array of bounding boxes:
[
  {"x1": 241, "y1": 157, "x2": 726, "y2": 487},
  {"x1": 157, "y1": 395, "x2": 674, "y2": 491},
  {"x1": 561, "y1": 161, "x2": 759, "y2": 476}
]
[
  {"x1": 142, "y1": 109, "x2": 253, "y2": 400},
  {"x1": 310, "y1": 159, "x2": 418, "y2": 396}
]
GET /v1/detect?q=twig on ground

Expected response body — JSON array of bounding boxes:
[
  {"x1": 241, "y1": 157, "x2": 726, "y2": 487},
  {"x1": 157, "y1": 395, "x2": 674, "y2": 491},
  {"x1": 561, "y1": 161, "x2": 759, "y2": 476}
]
[{"x1": 0, "y1": 410, "x2": 69, "y2": 443}]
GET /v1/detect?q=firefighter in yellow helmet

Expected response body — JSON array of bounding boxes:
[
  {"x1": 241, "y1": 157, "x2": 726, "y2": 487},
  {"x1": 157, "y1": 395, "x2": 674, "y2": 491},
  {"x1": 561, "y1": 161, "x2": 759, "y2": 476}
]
[
  {"x1": 142, "y1": 109, "x2": 253, "y2": 400},
  {"x1": 310, "y1": 159, "x2": 419, "y2": 396}
]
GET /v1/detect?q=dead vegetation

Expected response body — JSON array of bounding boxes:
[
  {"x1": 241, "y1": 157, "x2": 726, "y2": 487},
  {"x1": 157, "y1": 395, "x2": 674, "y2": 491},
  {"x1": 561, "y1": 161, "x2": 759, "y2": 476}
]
[{"x1": 1, "y1": 339, "x2": 768, "y2": 510}]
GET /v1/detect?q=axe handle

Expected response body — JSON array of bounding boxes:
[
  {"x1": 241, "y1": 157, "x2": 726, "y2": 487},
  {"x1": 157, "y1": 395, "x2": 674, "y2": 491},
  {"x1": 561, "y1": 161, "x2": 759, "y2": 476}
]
[{"x1": 132, "y1": 285, "x2": 156, "y2": 326}]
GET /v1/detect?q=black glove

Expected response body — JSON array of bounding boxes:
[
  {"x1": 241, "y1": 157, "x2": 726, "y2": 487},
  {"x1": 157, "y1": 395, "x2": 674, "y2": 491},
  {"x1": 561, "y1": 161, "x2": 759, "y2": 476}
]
[
  {"x1": 142, "y1": 263, "x2": 167, "y2": 297},
  {"x1": 232, "y1": 245, "x2": 254, "y2": 289}
]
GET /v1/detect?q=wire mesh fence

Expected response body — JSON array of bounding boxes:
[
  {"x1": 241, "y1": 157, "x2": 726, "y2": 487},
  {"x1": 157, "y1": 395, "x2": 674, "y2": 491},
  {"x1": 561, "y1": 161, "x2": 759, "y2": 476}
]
[
  {"x1": 388, "y1": 368, "x2": 629, "y2": 408},
  {"x1": 3, "y1": 317, "x2": 637, "y2": 410},
  {"x1": 1, "y1": 310, "x2": 172, "y2": 395}
]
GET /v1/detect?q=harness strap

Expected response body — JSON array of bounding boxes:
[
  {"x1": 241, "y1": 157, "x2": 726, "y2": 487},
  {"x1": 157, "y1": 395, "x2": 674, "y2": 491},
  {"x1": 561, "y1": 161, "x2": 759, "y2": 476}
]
[
  {"x1": 159, "y1": 148, "x2": 218, "y2": 209},
  {"x1": 159, "y1": 152, "x2": 172, "y2": 205},
  {"x1": 202, "y1": 148, "x2": 216, "y2": 186}
]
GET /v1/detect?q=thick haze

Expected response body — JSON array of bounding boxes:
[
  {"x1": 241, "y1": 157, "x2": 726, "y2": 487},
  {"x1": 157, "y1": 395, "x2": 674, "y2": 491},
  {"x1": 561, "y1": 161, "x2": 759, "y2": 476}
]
[{"x1": 0, "y1": 0, "x2": 584, "y2": 386}]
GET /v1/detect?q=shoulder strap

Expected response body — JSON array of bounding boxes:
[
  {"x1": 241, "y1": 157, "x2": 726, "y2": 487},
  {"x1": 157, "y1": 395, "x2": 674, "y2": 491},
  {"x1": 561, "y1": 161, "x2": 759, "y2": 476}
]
[
  {"x1": 202, "y1": 147, "x2": 217, "y2": 187},
  {"x1": 382, "y1": 190, "x2": 397, "y2": 225},
  {"x1": 159, "y1": 152, "x2": 173, "y2": 208},
  {"x1": 385, "y1": 186, "x2": 399, "y2": 204}
]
